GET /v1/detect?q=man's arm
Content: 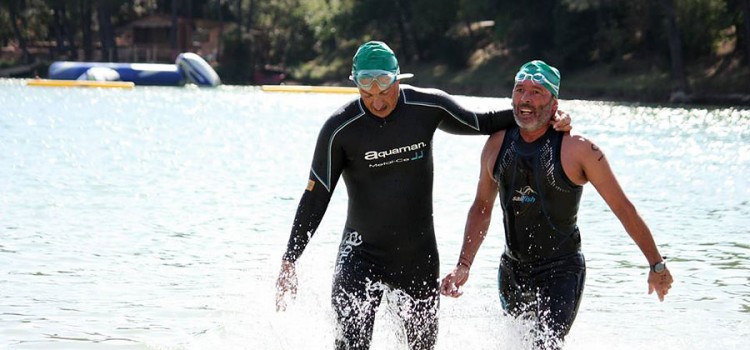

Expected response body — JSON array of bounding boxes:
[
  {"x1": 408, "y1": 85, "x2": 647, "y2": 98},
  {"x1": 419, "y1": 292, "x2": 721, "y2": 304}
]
[
  {"x1": 461, "y1": 108, "x2": 572, "y2": 135},
  {"x1": 440, "y1": 132, "x2": 505, "y2": 297},
  {"x1": 276, "y1": 118, "x2": 346, "y2": 311},
  {"x1": 281, "y1": 117, "x2": 347, "y2": 263},
  {"x1": 402, "y1": 86, "x2": 570, "y2": 135},
  {"x1": 575, "y1": 136, "x2": 673, "y2": 301}
]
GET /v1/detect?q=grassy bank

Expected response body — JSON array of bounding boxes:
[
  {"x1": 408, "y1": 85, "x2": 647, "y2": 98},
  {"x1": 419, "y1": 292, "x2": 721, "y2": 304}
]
[
  {"x1": 398, "y1": 57, "x2": 750, "y2": 107},
  {"x1": 6, "y1": 53, "x2": 747, "y2": 107}
]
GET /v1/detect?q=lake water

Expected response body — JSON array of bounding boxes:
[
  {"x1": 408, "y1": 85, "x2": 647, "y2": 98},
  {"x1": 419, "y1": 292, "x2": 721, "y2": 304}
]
[{"x1": 1, "y1": 79, "x2": 748, "y2": 349}]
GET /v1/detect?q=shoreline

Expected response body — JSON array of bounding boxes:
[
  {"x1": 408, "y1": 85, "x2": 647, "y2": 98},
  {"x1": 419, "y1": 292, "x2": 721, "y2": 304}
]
[
  {"x1": 4, "y1": 73, "x2": 749, "y2": 108},
  {"x1": 400, "y1": 80, "x2": 750, "y2": 108}
]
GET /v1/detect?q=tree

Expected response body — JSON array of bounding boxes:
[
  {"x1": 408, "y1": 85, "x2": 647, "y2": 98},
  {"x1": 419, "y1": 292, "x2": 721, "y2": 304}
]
[
  {"x1": 741, "y1": 0, "x2": 750, "y2": 65},
  {"x1": 394, "y1": 0, "x2": 419, "y2": 62},
  {"x1": 98, "y1": 1, "x2": 119, "y2": 61},
  {"x1": 235, "y1": 0, "x2": 241, "y2": 41},
  {"x1": 657, "y1": 0, "x2": 690, "y2": 98},
  {"x1": 79, "y1": 0, "x2": 93, "y2": 60},
  {"x1": 51, "y1": 1, "x2": 78, "y2": 60},
  {"x1": 170, "y1": 0, "x2": 178, "y2": 53},
  {"x1": 216, "y1": 0, "x2": 224, "y2": 62},
  {"x1": 6, "y1": 0, "x2": 31, "y2": 63},
  {"x1": 245, "y1": 0, "x2": 254, "y2": 33}
]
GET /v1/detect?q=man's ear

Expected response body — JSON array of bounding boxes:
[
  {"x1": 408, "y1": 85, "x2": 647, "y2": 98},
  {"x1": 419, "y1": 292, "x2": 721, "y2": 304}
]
[{"x1": 551, "y1": 98, "x2": 559, "y2": 115}]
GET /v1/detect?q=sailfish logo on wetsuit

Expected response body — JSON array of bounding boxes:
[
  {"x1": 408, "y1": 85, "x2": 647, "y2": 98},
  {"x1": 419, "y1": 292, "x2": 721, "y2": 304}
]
[
  {"x1": 512, "y1": 186, "x2": 537, "y2": 203},
  {"x1": 336, "y1": 231, "x2": 363, "y2": 273}
]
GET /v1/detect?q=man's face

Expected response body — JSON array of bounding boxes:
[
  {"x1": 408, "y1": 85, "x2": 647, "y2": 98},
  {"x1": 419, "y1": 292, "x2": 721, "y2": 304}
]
[
  {"x1": 359, "y1": 80, "x2": 400, "y2": 118},
  {"x1": 511, "y1": 80, "x2": 558, "y2": 131}
]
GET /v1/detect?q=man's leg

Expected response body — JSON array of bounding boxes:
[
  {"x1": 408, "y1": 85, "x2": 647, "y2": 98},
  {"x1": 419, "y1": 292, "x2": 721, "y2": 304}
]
[
  {"x1": 388, "y1": 267, "x2": 440, "y2": 350},
  {"x1": 498, "y1": 255, "x2": 527, "y2": 317},
  {"x1": 535, "y1": 254, "x2": 586, "y2": 348},
  {"x1": 499, "y1": 255, "x2": 583, "y2": 350},
  {"x1": 331, "y1": 264, "x2": 384, "y2": 350},
  {"x1": 400, "y1": 292, "x2": 439, "y2": 350}
]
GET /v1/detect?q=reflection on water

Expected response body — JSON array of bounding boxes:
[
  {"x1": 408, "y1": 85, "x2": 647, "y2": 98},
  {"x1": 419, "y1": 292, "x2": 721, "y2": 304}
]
[{"x1": 0, "y1": 79, "x2": 748, "y2": 349}]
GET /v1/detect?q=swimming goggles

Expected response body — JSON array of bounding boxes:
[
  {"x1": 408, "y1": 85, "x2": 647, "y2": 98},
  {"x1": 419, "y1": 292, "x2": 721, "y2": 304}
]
[
  {"x1": 350, "y1": 69, "x2": 398, "y2": 90},
  {"x1": 515, "y1": 71, "x2": 554, "y2": 86}
]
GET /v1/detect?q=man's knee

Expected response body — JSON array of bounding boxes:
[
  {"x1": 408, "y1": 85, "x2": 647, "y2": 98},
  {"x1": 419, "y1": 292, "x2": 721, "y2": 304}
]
[{"x1": 401, "y1": 295, "x2": 439, "y2": 350}]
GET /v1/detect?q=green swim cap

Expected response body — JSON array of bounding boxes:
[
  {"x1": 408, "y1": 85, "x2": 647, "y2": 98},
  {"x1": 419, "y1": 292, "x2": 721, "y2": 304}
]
[
  {"x1": 515, "y1": 60, "x2": 561, "y2": 98},
  {"x1": 352, "y1": 41, "x2": 413, "y2": 80}
]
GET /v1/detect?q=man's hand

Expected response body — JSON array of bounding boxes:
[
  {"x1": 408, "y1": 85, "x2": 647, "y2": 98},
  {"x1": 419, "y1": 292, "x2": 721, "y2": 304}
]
[
  {"x1": 440, "y1": 265, "x2": 470, "y2": 298},
  {"x1": 275, "y1": 260, "x2": 298, "y2": 311},
  {"x1": 648, "y1": 267, "x2": 673, "y2": 302},
  {"x1": 550, "y1": 109, "x2": 572, "y2": 132}
]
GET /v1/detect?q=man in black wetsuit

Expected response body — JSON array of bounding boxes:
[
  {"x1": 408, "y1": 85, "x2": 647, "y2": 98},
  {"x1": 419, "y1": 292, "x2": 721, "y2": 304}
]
[
  {"x1": 440, "y1": 60, "x2": 674, "y2": 349},
  {"x1": 273, "y1": 42, "x2": 572, "y2": 350}
]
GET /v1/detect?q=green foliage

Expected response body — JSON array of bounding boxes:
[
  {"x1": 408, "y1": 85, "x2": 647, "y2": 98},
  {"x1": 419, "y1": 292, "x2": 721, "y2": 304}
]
[
  {"x1": 0, "y1": 7, "x2": 11, "y2": 44},
  {"x1": 0, "y1": 0, "x2": 747, "y2": 99},
  {"x1": 20, "y1": 0, "x2": 53, "y2": 42},
  {"x1": 676, "y1": 0, "x2": 733, "y2": 57},
  {"x1": 215, "y1": 33, "x2": 252, "y2": 84},
  {"x1": 406, "y1": 0, "x2": 460, "y2": 60},
  {"x1": 550, "y1": 5, "x2": 600, "y2": 69},
  {"x1": 503, "y1": 0, "x2": 560, "y2": 59}
]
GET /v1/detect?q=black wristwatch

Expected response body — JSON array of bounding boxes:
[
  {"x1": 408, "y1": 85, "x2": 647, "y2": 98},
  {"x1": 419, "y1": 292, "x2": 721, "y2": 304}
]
[{"x1": 650, "y1": 259, "x2": 667, "y2": 273}]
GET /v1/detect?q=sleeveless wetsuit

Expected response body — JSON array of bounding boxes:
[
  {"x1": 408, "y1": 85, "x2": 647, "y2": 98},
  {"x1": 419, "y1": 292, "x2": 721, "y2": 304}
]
[
  {"x1": 283, "y1": 85, "x2": 515, "y2": 350},
  {"x1": 493, "y1": 126, "x2": 585, "y2": 348}
]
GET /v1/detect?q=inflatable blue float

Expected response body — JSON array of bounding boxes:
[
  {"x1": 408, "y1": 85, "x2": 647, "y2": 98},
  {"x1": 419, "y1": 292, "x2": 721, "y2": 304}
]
[{"x1": 48, "y1": 52, "x2": 221, "y2": 87}]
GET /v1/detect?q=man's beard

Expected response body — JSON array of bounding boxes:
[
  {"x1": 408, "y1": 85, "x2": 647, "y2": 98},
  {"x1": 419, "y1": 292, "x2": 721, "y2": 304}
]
[{"x1": 513, "y1": 99, "x2": 555, "y2": 132}]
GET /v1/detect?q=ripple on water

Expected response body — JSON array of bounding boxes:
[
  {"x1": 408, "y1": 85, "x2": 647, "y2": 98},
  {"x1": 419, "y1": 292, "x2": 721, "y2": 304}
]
[{"x1": 1, "y1": 80, "x2": 749, "y2": 349}]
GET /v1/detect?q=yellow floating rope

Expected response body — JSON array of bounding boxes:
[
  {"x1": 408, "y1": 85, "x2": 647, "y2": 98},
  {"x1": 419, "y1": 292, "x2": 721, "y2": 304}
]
[
  {"x1": 27, "y1": 79, "x2": 135, "y2": 89},
  {"x1": 261, "y1": 85, "x2": 358, "y2": 94}
]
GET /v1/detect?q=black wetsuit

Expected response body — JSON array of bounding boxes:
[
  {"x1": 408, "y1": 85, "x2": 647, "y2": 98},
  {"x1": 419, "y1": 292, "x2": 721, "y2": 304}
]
[
  {"x1": 283, "y1": 85, "x2": 514, "y2": 350},
  {"x1": 493, "y1": 126, "x2": 585, "y2": 349}
]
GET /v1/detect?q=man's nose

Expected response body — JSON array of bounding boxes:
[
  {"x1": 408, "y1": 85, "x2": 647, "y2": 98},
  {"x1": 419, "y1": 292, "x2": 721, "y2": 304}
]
[
  {"x1": 521, "y1": 91, "x2": 532, "y2": 103},
  {"x1": 372, "y1": 97, "x2": 386, "y2": 109}
]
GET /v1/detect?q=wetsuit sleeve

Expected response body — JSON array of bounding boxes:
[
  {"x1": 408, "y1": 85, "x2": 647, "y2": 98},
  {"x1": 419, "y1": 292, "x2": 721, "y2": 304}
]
[
  {"x1": 429, "y1": 89, "x2": 515, "y2": 135},
  {"x1": 282, "y1": 118, "x2": 346, "y2": 263},
  {"x1": 282, "y1": 191, "x2": 328, "y2": 263},
  {"x1": 476, "y1": 109, "x2": 515, "y2": 134}
]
